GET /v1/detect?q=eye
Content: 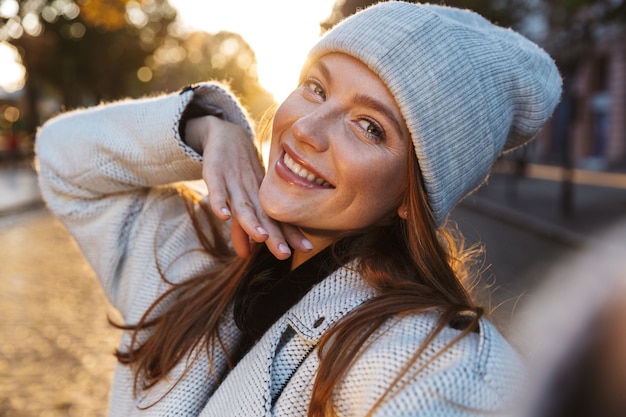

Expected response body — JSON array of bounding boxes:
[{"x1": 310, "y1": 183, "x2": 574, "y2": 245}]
[
  {"x1": 302, "y1": 78, "x2": 326, "y2": 100},
  {"x1": 356, "y1": 118, "x2": 386, "y2": 143}
]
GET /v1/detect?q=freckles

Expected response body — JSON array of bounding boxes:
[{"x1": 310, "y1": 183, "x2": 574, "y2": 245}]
[{"x1": 273, "y1": 110, "x2": 288, "y2": 131}]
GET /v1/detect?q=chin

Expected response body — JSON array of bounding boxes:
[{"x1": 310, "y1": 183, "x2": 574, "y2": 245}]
[{"x1": 262, "y1": 205, "x2": 294, "y2": 224}]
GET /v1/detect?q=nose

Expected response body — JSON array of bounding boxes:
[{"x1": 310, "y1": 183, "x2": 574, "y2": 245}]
[{"x1": 291, "y1": 107, "x2": 333, "y2": 152}]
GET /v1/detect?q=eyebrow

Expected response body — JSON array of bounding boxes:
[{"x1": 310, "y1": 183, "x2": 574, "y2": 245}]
[
  {"x1": 311, "y1": 60, "x2": 332, "y2": 83},
  {"x1": 313, "y1": 60, "x2": 406, "y2": 138},
  {"x1": 351, "y1": 93, "x2": 405, "y2": 138}
]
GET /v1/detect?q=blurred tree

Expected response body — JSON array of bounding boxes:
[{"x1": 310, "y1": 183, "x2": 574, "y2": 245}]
[
  {"x1": 1, "y1": 0, "x2": 274, "y2": 134},
  {"x1": 148, "y1": 30, "x2": 275, "y2": 119},
  {"x1": 1, "y1": 0, "x2": 178, "y2": 132}
]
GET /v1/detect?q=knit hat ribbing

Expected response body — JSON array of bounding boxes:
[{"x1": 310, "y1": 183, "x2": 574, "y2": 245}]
[{"x1": 305, "y1": 1, "x2": 562, "y2": 225}]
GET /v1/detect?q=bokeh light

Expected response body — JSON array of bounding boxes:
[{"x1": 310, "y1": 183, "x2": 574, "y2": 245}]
[
  {"x1": 170, "y1": 0, "x2": 337, "y2": 102},
  {"x1": 0, "y1": 42, "x2": 26, "y2": 93}
]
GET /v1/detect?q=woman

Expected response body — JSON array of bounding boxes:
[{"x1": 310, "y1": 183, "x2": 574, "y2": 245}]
[{"x1": 36, "y1": 2, "x2": 561, "y2": 416}]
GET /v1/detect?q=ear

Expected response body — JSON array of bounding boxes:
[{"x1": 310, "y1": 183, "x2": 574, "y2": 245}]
[{"x1": 397, "y1": 203, "x2": 409, "y2": 220}]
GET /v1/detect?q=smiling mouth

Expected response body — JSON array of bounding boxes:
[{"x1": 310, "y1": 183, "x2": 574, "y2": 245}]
[{"x1": 283, "y1": 152, "x2": 333, "y2": 188}]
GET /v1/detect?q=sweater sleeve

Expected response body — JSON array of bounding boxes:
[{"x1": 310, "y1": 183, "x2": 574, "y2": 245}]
[{"x1": 35, "y1": 82, "x2": 253, "y2": 320}]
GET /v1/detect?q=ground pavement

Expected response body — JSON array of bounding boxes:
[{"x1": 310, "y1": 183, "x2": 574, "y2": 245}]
[
  {"x1": 0, "y1": 209, "x2": 119, "y2": 417},
  {"x1": 453, "y1": 164, "x2": 626, "y2": 330}
]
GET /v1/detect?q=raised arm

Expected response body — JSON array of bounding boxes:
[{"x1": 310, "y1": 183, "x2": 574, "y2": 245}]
[
  {"x1": 36, "y1": 83, "x2": 250, "y2": 316},
  {"x1": 37, "y1": 82, "x2": 308, "y2": 317}
]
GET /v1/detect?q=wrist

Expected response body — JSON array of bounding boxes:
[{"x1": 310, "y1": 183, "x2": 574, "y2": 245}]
[
  {"x1": 179, "y1": 85, "x2": 225, "y2": 147},
  {"x1": 185, "y1": 115, "x2": 222, "y2": 155}
]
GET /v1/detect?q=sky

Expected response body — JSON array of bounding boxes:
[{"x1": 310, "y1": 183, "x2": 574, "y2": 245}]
[
  {"x1": 171, "y1": 0, "x2": 337, "y2": 102},
  {"x1": 0, "y1": 0, "x2": 338, "y2": 101}
]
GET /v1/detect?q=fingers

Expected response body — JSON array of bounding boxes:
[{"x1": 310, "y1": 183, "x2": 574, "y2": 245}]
[
  {"x1": 198, "y1": 115, "x2": 264, "y2": 223},
  {"x1": 227, "y1": 203, "x2": 314, "y2": 261},
  {"x1": 230, "y1": 217, "x2": 292, "y2": 260},
  {"x1": 193, "y1": 115, "x2": 312, "y2": 260},
  {"x1": 230, "y1": 198, "x2": 293, "y2": 260},
  {"x1": 208, "y1": 168, "x2": 269, "y2": 239},
  {"x1": 203, "y1": 154, "x2": 262, "y2": 222},
  {"x1": 280, "y1": 223, "x2": 313, "y2": 253},
  {"x1": 204, "y1": 176, "x2": 233, "y2": 221},
  {"x1": 204, "y1": 171, "x2": 291, "y2": 259},
  {"x1": 230, "y1": 219, "x2": 252, "y2": 258}
]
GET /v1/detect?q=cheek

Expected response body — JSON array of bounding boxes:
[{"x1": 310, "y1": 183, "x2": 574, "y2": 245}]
[
  {"x1": 273, "y1": 94, "x2": 300, "y2": 132},
  {"x1": 258, "y1": 175, "x2": 274, "y2": 205},
  {"x1": 361, "y1": 161, "x2": 407, "y2": 210},
  {"x1": 258, "y1": 178, "x2": 277, "y2": 220},
  {"x1": 350, "y1": 155, "x2": 405, "y2": 194},
  {"x1": 267, "y1": 100, "x2": 296, "y2": 160}
]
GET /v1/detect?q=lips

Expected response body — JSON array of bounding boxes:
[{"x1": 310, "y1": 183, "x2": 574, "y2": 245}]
[{"x1": 283, "y1": 152, "x2": 333, "y2": 188}]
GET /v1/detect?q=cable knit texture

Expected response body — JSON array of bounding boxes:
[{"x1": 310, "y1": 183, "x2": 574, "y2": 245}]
[{"x1": 37, "y1": 83, "x2": 525, "y2": 416}]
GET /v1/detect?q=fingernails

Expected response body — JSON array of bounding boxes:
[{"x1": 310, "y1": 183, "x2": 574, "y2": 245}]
[
  {"x1": 278, "y1": 243, "x2": 291, "y2": 255},
  {"x1": 256, "y1": 226, "x2": 268, "y2": 236},
  {"x1": 301, "y1": 238, "x2": 313, "y2": 251},
  {"x1": 220, "y1": 207, "x2": 231, "y2": 217}
]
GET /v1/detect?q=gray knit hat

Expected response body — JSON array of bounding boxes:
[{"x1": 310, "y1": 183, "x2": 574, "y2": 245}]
[{"x1": 306, "y1": 1, "x2": 562, "y2": 225}]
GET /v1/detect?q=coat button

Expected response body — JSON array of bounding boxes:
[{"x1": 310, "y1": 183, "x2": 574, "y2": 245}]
[{"x1": 313, "y1": 317, "x2": 325, "y2": 328}]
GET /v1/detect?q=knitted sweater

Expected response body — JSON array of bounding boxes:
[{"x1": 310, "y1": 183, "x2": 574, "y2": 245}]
[{"x1": 36, "y1": 82, "x2": 525, "y2": 416}]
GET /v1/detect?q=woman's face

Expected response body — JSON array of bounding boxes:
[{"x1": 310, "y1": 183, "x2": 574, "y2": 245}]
[{"x1": 259, "y1": 53, "x2": 410, "y2": 246}]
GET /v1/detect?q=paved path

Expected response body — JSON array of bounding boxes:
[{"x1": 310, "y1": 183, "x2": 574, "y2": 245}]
[
  {"x1": 0, "y1": 162, "x2": 43, "y2": 216},
  {"x1": 0, "y1": 210, "x2": 118, "y2": 417},
  {"x1": 452, "y1": 169, "x2": 626, "y2": 329}
]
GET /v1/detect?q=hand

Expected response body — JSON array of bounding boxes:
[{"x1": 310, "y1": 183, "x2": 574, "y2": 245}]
[{"x1": 185, "y1": 115, "x2": 312, "y2": 260}]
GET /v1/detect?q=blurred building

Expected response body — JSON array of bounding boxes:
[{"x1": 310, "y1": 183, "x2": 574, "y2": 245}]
[
  {"x1": 0, "y1": 90, "x2": 28, "y2": 161},
  {"x1": 537, "y1": 29, "x2": 626, "y2": 171}
]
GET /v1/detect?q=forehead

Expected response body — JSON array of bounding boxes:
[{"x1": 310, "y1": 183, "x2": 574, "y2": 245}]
[{"x1": 307, "y1": 53, "x2": 389, "y2": 91}]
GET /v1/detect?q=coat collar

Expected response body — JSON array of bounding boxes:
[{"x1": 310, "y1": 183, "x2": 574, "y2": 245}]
[
  {"x1": 284, "y1": 261, "x2": 376, "y2": 341},
  {"x1": 200, "y1": 262, "x2": 376, "y2": 416}
]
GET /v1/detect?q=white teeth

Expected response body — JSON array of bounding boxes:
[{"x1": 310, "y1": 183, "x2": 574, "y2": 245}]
[{"x1": 284, "y1": 153, "x2": 331, "y2": 187}]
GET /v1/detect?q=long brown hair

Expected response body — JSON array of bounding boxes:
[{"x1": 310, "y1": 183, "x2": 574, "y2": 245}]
[{"x1": 114, "y1": 126, "x2": 483, "y2": 415}]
